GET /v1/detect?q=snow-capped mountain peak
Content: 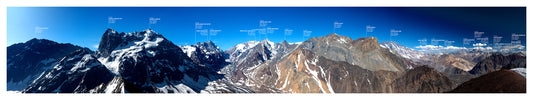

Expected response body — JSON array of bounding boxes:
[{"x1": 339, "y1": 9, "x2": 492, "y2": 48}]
[
  {"x1": 235, "y1": 41, "x2": 260, "y2": 52},
  {"x1": 92, "y1": 29, "x2": 224, "y2": 93},
  {"x1": 179, "y1": 40, "x2": 226, "y2": 69},
  {"x1": 261, "y1": 38, "x2": 275, "y2": 47},
  {"x1": 106, "y1": 28, "x2": 118, "y2": 34},
  {"x1": 97, "y1": 29, "x2": 169, "y2": 75},
  {"x1": 380, "y1": 41, "x2": 426, "y2": 60},
  {"x1": 224, "y1": 40, "x2": 261, "y2": 62}
]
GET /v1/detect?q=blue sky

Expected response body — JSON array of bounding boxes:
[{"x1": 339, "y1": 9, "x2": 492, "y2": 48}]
[{"x1": 7, "y1": 7, "x2": 526, "y2": 52}]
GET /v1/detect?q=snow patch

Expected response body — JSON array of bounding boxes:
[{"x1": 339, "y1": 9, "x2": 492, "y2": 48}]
[
  {"x1": 280, "y1": 71, "x2": 291, "y2": 89},
  {"x1": 139, "y1": 37, "x2": 164, "y2": 49},
  {"x1": 147, "y1": 50, "x2": 156, "y2": 57},
  {"x1": 235, "y1": 41, "x2": 260, "y2": 52},
  {"x1": 325, "y1": 73, "x2": 335, "y2": 93},
  {"x1": 306, "y1": 60, "x2": 327, "y2": 93},
  {"x1": 289, "y1": 42, "x2": 302, "y2": 45},
  {"x1": 104, "y1": 78, "x2": 122, "y2": 93},
  {"x1": 201, "y1": 81, "x2": 232, "y2": 93},
  {"x1": 305, "y1": 60, "x2": 318, "y2": 80},
  {"x1": 174, "y1": 84, "x2": 196, "y2": 93},
  {"x1": 70, "y1": 54, "x2": 99, "y2": 73},
  {"x1": 98, "y1": 57, "x2": 121, "y2": 75},
  {"x1": 275, "y1": 65, "x2": 281, "y2": 85},
  {"x1": 267, "y1": 41, "x2": 275, "y2": 47},
  {"x1": 338, "y1": 38, "x2": 348, "y2": 44},
  {"x1": 180, "y1": 45, "x2": 196, "y2": 58}
]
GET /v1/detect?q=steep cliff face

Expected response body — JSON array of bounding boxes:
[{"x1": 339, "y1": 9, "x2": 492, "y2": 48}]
[
  {"x1": 96, "y1": 29, "x2": 123, "y2": 57},
  {"x1": 449, "y1": 69, "x2": 526, "y2": 93}
]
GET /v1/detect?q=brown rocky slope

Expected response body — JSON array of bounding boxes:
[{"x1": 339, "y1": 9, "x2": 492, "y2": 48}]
[{"x1": 448, "y1": 69, "x2": 526, "y2": 93}]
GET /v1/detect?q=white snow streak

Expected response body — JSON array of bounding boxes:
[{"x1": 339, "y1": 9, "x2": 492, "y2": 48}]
[
  {"x1": 338, "y1": 38, "x2": 347, "y2": 44},
  {"x1": 180, "y1": 45, "x2": 196, "y2": 58},
  {"x1": 280, "y1": 71, "x2": 291, "y2": 89},
  {"x1": 325, "y1": 73, "x2": 335, "y2": 93}
]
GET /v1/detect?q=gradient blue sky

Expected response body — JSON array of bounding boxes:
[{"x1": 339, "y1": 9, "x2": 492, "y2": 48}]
[{"x1": 7, "y1": 7, "x2": 526, "y2": 51}]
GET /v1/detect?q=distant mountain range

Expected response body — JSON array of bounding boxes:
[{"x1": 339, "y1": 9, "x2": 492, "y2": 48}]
[{"x1": 7, "y1": 29, "x2": 526, "y2": 93}]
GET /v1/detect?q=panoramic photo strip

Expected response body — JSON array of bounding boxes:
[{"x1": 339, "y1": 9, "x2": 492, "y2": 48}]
[{"x1": 6, "y1": 7, "x2": 526, "y2": 93}]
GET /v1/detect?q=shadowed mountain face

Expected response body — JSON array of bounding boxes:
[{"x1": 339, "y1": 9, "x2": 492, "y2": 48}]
[
  {"x1": 392, "y1": 66, "x2": 454, "y2": 93},
  {"x1": 469, "y1": 53, "x2": 526, "y2": 76},
  {"x1": 415, "y1": 50, "x2": 493, "y2": 73},
  {"x1": 449, "y1": 69, "x2": 526, "y2": 93},
  {"x1": 179, "y1": 40, "x2": 227, "y2": 70},
  {"x1": 378, "y1": 41, "x2": 523, "y2": 89},
  {"x1": 23, "y1": 50, "x2": 114, "y2": 93},
  {"x1": 441, "y1": 67, "x2": 475, "y2": 87},
  {"x1": 7, "y1": 38, "x2": 91, "y2": 91}
]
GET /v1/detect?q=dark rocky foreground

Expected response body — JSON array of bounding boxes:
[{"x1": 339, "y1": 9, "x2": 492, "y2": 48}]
[{"x1": 448, "y1": 69, "x2": 526, "y2": 93}]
